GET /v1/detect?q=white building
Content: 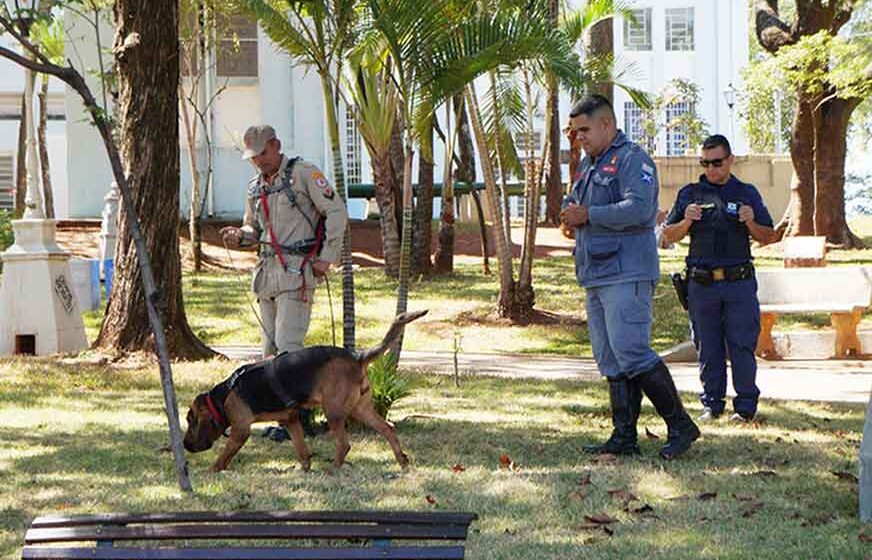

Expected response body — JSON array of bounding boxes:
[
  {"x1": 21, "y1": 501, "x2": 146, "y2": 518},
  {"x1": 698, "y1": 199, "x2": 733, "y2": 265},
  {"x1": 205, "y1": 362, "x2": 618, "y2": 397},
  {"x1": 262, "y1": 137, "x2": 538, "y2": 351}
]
[
  {"x1": 2, "y1": 1, "x2": 749, "y2": 220},
  {"x1": 613, "y1": 0, "x2": 749, "y2": 156}
]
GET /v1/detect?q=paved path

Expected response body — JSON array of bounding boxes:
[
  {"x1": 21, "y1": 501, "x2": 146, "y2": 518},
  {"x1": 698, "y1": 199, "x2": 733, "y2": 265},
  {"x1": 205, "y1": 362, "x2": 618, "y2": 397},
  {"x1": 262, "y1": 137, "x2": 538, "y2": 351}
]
[{"x1": 214, "y1": 346, "x2": 872, "y2": 404}]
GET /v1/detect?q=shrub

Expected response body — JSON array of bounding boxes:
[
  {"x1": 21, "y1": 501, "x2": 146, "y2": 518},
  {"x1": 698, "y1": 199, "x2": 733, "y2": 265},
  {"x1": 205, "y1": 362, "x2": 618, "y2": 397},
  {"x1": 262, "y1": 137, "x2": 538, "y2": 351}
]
[{"x1": 367, "y1": 353, "x2": 411, "y2": 419}]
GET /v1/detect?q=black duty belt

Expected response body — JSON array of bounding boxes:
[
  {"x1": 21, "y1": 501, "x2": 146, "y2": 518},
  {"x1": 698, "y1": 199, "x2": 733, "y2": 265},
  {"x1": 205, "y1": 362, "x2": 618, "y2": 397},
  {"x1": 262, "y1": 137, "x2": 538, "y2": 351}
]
[
  {"x1": 688, "y1": 263, "x2": 754, "y2": 285},
  {"x1": 259, "y1": 240, "x2": 318, "y2": 258}
]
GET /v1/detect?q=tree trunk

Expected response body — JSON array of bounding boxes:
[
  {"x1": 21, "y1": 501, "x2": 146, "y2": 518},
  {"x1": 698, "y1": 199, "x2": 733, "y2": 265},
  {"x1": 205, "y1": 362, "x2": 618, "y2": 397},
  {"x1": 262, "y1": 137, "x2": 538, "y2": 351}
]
[
  {"x1": 390, "y1": 138, "x2": 415, "y2": 359},
  {"x1": 588, "y1": 19, "x2": 614, "y2": 103},
  {"x1": 370, "y1": 151, "x2": 402, "y2": 277},
  {"x1": 813, "y1": 95, "x2": 863, "y2": 248},
  {"x1": 95, "y1": 0, "x2": 213, "y2": 360},
  {"x1": 320, "y1": 75, "x2": 356, "y2": 351},
  {"x1": 14, "y1": 93, "x2": 27, "y2": 218},
  {"x1": 37, "y1": 78, "x2": 54, "y2": 219},
  {"x1": 452, "y1": 93, "x2": 490, "y2": 274},
  {"x1": 412, "y1": 122, "x2": 434, "y2": 277},
  {"x1": 543, "y1": 0, "x2": 563, "y2": 226},
  {"x1": 466, "y1": 85, "x2": 515, "y2": 317},
  {"x1": 775, "y1": 93, "x2": 816, "y2": 239},
  {"x1": 434, "y1": 102, "x2": 456, "y2": 275}
]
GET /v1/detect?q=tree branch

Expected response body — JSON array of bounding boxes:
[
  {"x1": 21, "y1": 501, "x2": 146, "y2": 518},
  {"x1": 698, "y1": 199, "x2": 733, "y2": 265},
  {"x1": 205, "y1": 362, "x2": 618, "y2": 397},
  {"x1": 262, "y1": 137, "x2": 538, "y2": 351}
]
[
  {"x1": 0, "y1": 15, "x2": 54, "y2": 67},
  {"x1": 754, "y1": 0, "x2": 794, "y2": 53}
]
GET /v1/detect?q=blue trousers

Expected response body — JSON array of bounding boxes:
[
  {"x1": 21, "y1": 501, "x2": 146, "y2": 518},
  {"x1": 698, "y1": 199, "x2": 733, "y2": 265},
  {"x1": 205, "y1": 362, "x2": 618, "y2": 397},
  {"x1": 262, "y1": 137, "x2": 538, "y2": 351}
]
[
  {"x1": 688, "y1": 277, "x2": 761, "y2": 416},
  {"x1": 586, "y1": 281, "x2": 661, "y2": 379}
]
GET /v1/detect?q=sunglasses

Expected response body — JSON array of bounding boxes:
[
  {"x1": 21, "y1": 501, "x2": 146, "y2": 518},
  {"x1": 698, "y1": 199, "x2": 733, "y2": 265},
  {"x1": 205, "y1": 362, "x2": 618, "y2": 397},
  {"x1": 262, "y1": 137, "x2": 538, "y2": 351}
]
[{"x1": 699, "y1": 157, "x2": 726, "y2": 168}]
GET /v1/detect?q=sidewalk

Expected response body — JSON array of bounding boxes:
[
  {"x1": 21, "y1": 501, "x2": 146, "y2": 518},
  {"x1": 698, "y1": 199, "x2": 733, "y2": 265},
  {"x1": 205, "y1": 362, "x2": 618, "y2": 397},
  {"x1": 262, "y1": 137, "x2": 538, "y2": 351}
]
[{"x1": 214, "y1": 346, "x2": 872, "y2": 404}]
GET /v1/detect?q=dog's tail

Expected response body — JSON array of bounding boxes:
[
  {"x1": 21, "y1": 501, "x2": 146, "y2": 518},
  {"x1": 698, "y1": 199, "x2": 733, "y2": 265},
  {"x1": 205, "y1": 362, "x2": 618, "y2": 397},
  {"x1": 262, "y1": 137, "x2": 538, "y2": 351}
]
[{"x1": 356, "y1": 310, "x2": 429, "y2": 367}]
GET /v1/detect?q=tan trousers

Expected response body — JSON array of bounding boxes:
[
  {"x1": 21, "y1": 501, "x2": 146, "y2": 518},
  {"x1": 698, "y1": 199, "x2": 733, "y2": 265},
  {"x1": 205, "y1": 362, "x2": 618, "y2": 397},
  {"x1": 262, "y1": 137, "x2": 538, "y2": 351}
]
[{"x1": 258, "y1": 290, "x2": 314, "y2": 357}]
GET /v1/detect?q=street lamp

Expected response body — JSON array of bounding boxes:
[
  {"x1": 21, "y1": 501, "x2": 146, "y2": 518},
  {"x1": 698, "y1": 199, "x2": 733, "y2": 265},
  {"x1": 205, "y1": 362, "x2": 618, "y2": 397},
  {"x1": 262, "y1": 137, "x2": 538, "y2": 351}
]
[
  {"x1": 722, "y1": 82, "x2": 737, "y2": 143},
  {"x1": 3, "y1": 0, "x2": 43, "y2": 219}
]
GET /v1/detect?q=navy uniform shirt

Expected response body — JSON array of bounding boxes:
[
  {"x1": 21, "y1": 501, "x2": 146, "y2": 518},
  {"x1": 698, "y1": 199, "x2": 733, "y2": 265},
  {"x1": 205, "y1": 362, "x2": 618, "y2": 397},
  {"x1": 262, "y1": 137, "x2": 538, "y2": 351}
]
[
  {"x1": 666, "y1": 174, "x2": 773, "y2": 268},
  {"x1": 567, "y1": 130, "x2": 660, "y2": 288}
]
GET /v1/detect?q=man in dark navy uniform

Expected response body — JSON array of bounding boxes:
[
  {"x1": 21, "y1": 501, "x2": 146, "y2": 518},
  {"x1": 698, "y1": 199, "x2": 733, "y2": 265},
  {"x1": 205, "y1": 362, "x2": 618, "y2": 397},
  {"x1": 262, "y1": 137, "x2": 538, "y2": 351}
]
[
  {"x1": 663, "y1": 135, "x2": 776, "y2": 423},
  {"x1": 562, "y1": 95, "x2": 699, "y2": 460}
]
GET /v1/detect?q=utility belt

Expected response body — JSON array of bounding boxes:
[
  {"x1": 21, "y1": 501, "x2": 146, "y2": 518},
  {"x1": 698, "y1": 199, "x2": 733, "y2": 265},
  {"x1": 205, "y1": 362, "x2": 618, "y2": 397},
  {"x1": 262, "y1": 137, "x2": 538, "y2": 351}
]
[
  {"x1": 687, "y1": 263, "x2": 754, "y2": 285},
  {"x1": 258, "y1": 239, "x2": 319, "y2": 258}
]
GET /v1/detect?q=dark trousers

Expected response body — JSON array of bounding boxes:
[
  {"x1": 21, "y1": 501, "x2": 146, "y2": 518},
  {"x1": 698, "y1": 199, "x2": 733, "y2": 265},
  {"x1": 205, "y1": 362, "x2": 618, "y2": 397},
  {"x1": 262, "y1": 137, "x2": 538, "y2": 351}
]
[{"x1": 688, "y1": 276, "x2": 761, "y2": 416}]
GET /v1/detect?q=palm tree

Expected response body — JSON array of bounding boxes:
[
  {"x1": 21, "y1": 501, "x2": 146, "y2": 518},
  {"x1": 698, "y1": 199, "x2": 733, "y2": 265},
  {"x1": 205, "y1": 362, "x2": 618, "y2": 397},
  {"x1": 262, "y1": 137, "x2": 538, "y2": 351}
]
[
  {"x1": 236, "y1": 0, "x2": 361, "y2": 350},
  {"x1": 347, "y1": 62, "x2": 402, "y2": 277}
]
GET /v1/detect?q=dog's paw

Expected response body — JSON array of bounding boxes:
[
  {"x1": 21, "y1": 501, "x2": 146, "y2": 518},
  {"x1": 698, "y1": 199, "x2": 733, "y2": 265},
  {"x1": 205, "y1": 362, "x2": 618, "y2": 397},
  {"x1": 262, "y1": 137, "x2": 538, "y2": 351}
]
[{"x1": 398, "y1": 452, "x2": 410, "y2": 469}]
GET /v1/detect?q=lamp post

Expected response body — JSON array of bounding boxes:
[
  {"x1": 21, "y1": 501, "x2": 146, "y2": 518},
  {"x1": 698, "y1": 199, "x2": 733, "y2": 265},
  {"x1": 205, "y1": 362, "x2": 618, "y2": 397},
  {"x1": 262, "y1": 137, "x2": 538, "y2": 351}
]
[
  {"x1": 722, "y1": 82, "x2": 736, "y2": 143},
  {"x1": 0, "y1": 0, "x2": 87, "y2": 357},
  {"x1": 3, "y1": 0, "x2": 43, "y2": 218}
]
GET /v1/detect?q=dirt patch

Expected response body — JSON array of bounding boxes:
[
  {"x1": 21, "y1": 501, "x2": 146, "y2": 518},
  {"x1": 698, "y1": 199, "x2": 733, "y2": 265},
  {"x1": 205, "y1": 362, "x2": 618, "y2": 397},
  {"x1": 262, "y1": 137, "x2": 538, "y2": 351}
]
[{"x1": 55, "y1": 219, "x2": 574, "y2": 271}]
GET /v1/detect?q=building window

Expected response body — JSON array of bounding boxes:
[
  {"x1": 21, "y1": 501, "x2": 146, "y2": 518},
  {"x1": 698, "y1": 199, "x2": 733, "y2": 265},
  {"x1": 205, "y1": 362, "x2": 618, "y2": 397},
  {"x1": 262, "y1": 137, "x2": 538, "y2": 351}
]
[
  {"x1": 217, "y1": 14, "x2": 258, "y2": 77},
  {"x1": 623, "y1": 8, "x2": 652, "y2": 51},
  {"x1": 0, "y1": 153, "x2": 13, "y2": 211},
  {"x1": 345, "y1": 106, "x2": 363, "y2": 185},
  {"x1": 666, "y1": 102, "x2": 690, "y2": 156},
  {"x1": 623, "y1": 101, "x2": 644, "y2": 144},
  {"x1": 665, "y1": 8, "x2": 694, "y2": 51}
]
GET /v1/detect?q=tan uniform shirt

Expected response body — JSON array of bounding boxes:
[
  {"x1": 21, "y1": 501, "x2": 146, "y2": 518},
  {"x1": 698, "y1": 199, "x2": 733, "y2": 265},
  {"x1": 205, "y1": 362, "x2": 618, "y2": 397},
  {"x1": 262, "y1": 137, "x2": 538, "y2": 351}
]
[{"x1": 240, "y1": 155, "x2": 348, "y2": 298}]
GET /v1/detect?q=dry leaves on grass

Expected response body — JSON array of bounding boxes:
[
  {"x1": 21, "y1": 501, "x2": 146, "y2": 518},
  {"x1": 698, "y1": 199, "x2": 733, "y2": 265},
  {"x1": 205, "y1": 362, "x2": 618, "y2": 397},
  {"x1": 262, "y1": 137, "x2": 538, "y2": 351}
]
[
  {"x1": 831, "y1": 470, "x2": 858, "y2": 483},
  {"x1": 425, "y1": 495, "x2": 437, "y2": 505},
  {"x1": 498, "y1": 454, "x2": 520, "y2": 471},
  {"x1": 451, "y1": 463, "x2": 466, "y2": 473},
  {"x1": 607, "y1": 489, "x2": 638, "y2": 504},
  {"x1": 697, "y1": 492, "x2": 718, "y2": 501},
  {"x1": 589, "y1": 453, "x2": 618, "y2": 466},
  {"x1": 732, "y1": 493, "x2": 755, "y2": 502}
]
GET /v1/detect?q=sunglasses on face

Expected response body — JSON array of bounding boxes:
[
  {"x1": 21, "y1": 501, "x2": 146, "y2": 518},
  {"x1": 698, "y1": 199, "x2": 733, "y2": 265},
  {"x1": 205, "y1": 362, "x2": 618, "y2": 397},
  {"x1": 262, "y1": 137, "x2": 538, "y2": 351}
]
[{"x1": 699, "y1": 157, "x2": 726, "y2": 168}]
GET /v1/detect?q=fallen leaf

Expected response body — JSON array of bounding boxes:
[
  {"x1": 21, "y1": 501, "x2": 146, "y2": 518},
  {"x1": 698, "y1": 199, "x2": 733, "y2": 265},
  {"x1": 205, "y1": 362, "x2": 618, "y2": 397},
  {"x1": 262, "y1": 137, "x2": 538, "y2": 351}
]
[
  {"x1": 645, "y1": 427, "x2": 660, "y2": 440},
  {"x1": 590, "y1": 454, "x2": 618, "y2": 465},
  {"x1": 774, "y1": 436, "x2": 784, "y2": 443},
  {"x1": 578, "y1": 522, "x2": 603, "y2": 530},
  {"x1": 742, "y1": 502, "x2": 765, "y2": 518},
  {"x1": 607, "y1": 489, "x2": 638, "y2": 503},
  {"x1": 699, "y1": 516, "x2": 710, "y2": 522},
  {"x1": 425, "y1": 495, "x2": 437, "y2": 505},
  {"x1": 499, "y1": 454, "x2": 511, "y2": 468},
  {"x1": 503, "y1": 528, "x2": 517, "y2": 536},
  {"x1": 451, "y1": 463, "x2": 466, "y2": 473},
  {"x1": 732, "y1": 493, "x2": 754, "y2": 502},
  {"x1": 668, "y1": 495, "x2": 691, "y2": 502},
  {"x1": 578, "y1": 472, "x2": 592, "y2": 486},
  {"x1": 602, "y1": 526, "x2": 614, "y2": 536},
  {"x1": 697, "y1": 492, "x2": 718, "y2": 501},
  {"x1": 831, "y1": 470, "x2": 859, "y2": 483},
  {"x1": 584, "y1": 513, "x2": 619, "y2": 525}
]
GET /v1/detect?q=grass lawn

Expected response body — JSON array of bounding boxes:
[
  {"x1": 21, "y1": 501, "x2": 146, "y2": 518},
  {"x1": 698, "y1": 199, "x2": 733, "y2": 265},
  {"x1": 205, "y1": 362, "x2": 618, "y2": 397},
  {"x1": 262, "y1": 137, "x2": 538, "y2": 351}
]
[
  {"x1": 80, "y1": 218, "x2": 872, "y2": 356},
  {"x1": 0, "y1": 357, "x2": 867, "y2": 559}
]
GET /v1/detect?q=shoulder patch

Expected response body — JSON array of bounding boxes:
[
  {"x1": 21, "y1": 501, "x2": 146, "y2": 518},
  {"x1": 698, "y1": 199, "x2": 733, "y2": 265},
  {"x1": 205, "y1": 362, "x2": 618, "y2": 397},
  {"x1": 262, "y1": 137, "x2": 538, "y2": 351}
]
[
  {"x1": 311, "y1": 170, "x2": 329, "y2": 189},
  {"x1": 641, "y1": 163, "x2": 654, "y2": 175}
]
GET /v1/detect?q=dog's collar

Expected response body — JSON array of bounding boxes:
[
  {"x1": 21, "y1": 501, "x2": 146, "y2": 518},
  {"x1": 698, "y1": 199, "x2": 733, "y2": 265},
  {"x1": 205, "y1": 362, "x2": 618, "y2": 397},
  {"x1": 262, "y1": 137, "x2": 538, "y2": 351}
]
[{"x1": 205, "y1": 393, "x2": 228, "y2": 431}]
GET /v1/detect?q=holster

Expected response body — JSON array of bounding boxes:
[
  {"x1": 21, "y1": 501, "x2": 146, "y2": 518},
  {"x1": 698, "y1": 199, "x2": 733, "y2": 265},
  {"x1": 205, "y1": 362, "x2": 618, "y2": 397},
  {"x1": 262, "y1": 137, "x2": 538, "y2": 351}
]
[{"x1": 671, "y1": 272, "x2": 689, "y2": 311}]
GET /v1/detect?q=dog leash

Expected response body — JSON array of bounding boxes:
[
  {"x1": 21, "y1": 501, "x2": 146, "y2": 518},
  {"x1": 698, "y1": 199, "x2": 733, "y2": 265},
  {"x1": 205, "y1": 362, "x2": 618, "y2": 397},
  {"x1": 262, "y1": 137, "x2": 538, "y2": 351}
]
[{"x1": 221, "y1": 236, "x2": 338, "y2": 350}]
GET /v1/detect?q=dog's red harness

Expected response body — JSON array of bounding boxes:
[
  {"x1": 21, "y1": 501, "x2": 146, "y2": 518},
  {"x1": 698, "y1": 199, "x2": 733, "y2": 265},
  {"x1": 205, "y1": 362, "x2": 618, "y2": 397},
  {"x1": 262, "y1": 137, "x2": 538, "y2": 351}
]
[{"x1": 205, "y1": 393, "x2": 227, "y2": 430}]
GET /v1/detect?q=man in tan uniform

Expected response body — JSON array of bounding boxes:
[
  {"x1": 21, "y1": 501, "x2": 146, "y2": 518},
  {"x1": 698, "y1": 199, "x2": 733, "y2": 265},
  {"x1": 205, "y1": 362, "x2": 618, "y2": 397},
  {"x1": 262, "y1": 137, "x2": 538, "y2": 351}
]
[{"x1": 221, "y1": 125, "x2": 347, "y2": 358}]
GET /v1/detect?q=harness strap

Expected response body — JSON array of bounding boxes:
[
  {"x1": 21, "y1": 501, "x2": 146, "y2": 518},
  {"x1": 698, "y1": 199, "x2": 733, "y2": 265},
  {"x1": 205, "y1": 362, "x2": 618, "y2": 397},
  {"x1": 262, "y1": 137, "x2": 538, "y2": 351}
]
[
  {"x1": 259, "y1": 190, "x2": 290, "y2": 273},
  {"x1": 263, "y1": 353, "x2": 297, "y2": 409},
  {"x1": 298, "y1": 218, "x2": 325, "y2": 303}
]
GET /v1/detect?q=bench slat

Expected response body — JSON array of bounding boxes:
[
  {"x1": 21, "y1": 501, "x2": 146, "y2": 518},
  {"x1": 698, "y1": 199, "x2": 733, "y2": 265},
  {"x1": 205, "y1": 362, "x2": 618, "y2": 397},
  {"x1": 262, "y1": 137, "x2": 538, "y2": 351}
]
[
  {"x1": 25, "y1": 524, "x2": 469, "y2": 544},
  {"x1": 30, "y1": 513, "x2": 477, "y2": 530},
  {"x1": 22, "y1": 545, "x2": 467, "y2": 559}
]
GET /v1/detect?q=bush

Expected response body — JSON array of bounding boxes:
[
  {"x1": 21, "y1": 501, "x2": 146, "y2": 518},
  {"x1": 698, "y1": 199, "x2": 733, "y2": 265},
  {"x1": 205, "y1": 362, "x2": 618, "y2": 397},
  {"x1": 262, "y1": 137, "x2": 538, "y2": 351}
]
[
  {"x1": 0, "y1": 210, "x2": 12, "y2": 252},
  {"x1": 367, "y1": 353, "x2": 411, "y2": 419}
]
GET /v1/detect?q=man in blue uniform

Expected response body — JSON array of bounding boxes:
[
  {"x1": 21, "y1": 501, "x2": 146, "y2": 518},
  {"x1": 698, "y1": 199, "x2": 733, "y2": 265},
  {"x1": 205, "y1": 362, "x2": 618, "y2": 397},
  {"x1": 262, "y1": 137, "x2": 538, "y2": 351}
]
[
  {"x1": 663, "y1": 135, "x2": 775, "y2": 423},
  {"x1": 561, "y1": 95, "x2": 699, "y2": 460}
]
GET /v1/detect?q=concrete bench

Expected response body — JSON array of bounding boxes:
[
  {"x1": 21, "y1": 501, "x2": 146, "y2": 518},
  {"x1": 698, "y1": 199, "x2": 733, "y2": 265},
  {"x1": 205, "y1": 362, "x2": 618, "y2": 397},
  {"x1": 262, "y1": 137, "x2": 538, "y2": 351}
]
[{"x1": 756, "y1": 267, "x2": 872, "y2": 359}]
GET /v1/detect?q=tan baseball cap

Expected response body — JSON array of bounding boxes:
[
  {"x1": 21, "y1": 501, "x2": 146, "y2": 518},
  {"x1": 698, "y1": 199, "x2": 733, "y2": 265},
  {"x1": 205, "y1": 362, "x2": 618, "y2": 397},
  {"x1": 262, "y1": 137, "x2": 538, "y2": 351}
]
[{"x1": 241, "y1": 125, "x2": 277, "y2": 160}]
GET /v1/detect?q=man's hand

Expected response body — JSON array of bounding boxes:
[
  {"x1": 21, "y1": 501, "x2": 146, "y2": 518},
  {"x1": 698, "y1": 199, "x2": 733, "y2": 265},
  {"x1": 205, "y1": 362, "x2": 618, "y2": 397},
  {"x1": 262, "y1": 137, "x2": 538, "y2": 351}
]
[
  {"x1": 219, "y1": 226, "x2": 244, "y2": 248},
  {"x1": 738, "y1": 204, "x2": 755, "y2": 224},
  {"x1": 311, "y1": 260, "x2": 331, "y2": 278},
  {"x1": 684, "y1": 204, "x2": 702, "y2": 222},
  {"x1": 560, "y1": 204, "x2": 589, "y2": 228}
]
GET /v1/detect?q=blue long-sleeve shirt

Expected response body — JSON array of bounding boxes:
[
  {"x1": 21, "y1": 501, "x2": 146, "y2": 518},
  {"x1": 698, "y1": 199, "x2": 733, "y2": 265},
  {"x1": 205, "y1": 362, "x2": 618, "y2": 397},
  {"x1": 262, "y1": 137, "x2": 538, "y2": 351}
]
[{"x1": 567, "y1": 131, "x2": 660, "y2": 288}]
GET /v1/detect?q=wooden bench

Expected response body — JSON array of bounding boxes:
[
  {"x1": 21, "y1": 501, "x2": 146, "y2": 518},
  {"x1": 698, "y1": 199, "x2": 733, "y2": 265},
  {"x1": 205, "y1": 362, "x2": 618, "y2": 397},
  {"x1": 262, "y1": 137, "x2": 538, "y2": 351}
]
[
  {"x1": 756, "y1": 267, "x2": 872, "y2": 359},
  {"x1": 21, "y1": 510, "x2": 478, "y2": 559}
]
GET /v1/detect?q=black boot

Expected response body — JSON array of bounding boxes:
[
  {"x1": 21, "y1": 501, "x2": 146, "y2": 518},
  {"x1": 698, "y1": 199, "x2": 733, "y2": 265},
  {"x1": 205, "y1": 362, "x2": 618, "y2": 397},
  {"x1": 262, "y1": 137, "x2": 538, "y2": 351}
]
[
  {"x1": 583, "y1": 377, "x2": 642, "y2": 455},
  {"x1": 635, "y1": 361, "x2": 700, "y2": 460}
]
